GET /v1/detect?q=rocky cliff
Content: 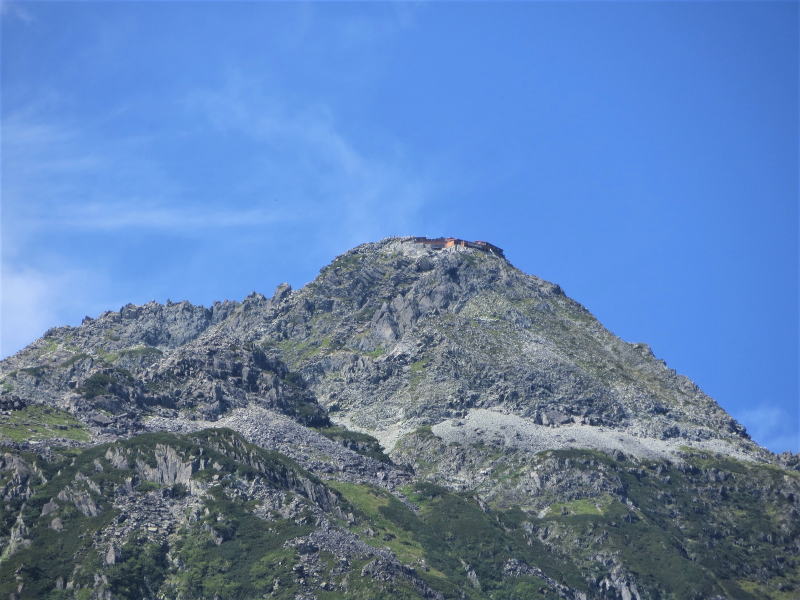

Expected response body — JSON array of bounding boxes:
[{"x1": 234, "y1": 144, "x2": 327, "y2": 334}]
[{"x1": 1, "y1": 237, "x2": 797, "y2": 599}]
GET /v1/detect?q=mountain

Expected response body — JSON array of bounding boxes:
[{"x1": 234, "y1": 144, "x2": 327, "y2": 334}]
[{"x1": 1, "y1": 236, "x2": 798, "y2": 600}]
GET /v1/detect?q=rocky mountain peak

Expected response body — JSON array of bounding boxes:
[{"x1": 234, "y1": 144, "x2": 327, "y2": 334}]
[
  {"x1": 237, "y1": 237, "x2": 750, "y2": 460},
  {"x1": 1, "y1": 236, "x2": 757, "y2": 460},
  {"x1": 1, "y1": 237, "x2": 797, "y2": 600}
]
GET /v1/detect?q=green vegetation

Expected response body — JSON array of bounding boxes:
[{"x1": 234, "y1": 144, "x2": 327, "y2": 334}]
[
  {"x1": 79, "y1": 372, "x2": 116, "y2": 398},
  {"x1": 85, "y1": 345, "x2": 165, "y2": 366},
  {"x1": 407, "y1": 357, "x2": 430, "y2": 389},
  {"x1": 0, "y1": 448, "x2": 118, "y2": 599},
  {"x1": 329, "y1": 253, "x2": 363, "y2": 273},
  {"x1": 18, "y1": 366, "x2": 45, "y2": 378},
  {"x1": 77, "y1": 368, "x2": 134, "y2": 399},
  {"x1": 2, "y1": 241, "x2": 797, "y2": 599},
  {"x1": 0, "y1": 428, "x2": 322, "y2": 600},
  {"x1": 363, "y1": 346, "x2": 385, "y2": 358},
  {"x1": 0, "y1": 431, "x2": 796, "y2": 599},
  {"x1": 316, "y1": 426, "x2": 391, "y2": 463},
  {"x1": 166, "y1": 487, "x2": 312, "y2": 599},
  {"x1": 61, "y1": 352, "x2": 91, "y2": 368},
  {"x1": 354, "y1": 304, "x2": 378, "y2": 321},
  {"x1": 409, "y1": 358, "x2": 428, "y2": 373},
  {"x1": 95, "y1": 348, "x2": 119, "y2": 363},
  {"x1": 390, "y1": 444, "x2": 800, "y2": 598},
  {"x1": 41, "y1": 339, "x2": 60, "y2": 354},
  {"x1": 540, "y1": 495, "x2": 613, "y2": 517},
  {"x1": 530, "y1": 448, "x2": 800, "y2": 598},
  {"x1": 287, "y1": 395, "x2": 330, "y2": 427},
  {"x1": 5, "y1": 433, "x2": 589, "y2": 600},
  {"x1": 117, "y1": 345, "x2": 163, "y2": 359},
  {"x1": 277, "y1": 337, "x2": 332, "y2": 362},
  {"x1": 106, "y1": 538, "x2": 169, "y2": 600},
  {"x1": 410, "y1": 425, "x2": 436, "y2": 439},
  {"x1": 331, "y1": 480, "x2": 586, "y2": 598},
  {"x1": 0, "y1": 404, "x2": 90, "y2": 442},
  {"x1": 328, "y1": 481, "x2": 428, "y2": 565},
  {"x1": 135, "y1": 480, "x2": 162, "y2": 492}
]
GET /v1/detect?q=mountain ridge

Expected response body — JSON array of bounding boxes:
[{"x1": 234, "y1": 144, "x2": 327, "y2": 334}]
[
  {"x1": 3, "y1": 238, "x2": 752, "y2": 444},
  {"x1": 1, "y1": 236, "x2": 798, "y2": 599}
]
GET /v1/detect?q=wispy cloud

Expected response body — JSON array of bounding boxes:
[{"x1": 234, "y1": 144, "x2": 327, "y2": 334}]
[
  {"x1": 20, "y1": 201, "x2": 290, "y2": 232},
  {"x1": 0, "y1": 98, "x2": 285, "y2": 356},
  {"x1": 0, "y1": 264, "x2": 104, "y2": 357},
  {"x1": 183, "y1": 75, "x2": 433, "y2": 247},
  {"x1": 0, "y1": 267, "x2": 56, "y2": 357},
  {"x1": 1, "y1": 32, "x2": 436, "y2": 356},
  {"x1": 736, "y1": 405, "x2": 799, "y2": 454},
  {"x1": 3, "y1": 107, "x2": 170, "y2": 223},
  {"x1": 0, "y1": 0, "x2": 34, "y2": 24},
  {"x1": 3, "y1": 75, "x2": 433, "y2": 242}
]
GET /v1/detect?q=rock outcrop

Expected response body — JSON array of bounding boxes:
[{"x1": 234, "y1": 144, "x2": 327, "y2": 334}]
[{"x1": 0, "y1": 237, "x2": 797, "y2": 599}]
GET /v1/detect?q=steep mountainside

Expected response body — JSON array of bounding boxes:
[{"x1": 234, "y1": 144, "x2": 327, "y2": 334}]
[{"x1": 1, "y1": 237, "x2": 798, "y2": 600}]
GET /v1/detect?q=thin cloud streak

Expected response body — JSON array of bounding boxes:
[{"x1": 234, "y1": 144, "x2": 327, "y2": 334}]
[
  {"x1": 4, "y1": 80, "x2": 433, "y2": 241},
  {"x1": 184, "y1": 76, "x2": 433, "y2": 247},
  {"x1": 21, "y1": 202, "x2": 291, "y2": 232},
  {"x1": 3, "y1": 107, "x2": 258, "y2": 236},
  {"x1": 0, "y1": 0, "x2": 34, "y2": 24},
  {"x1": 736, "y1": 406, "x2": 799, "y2": 453},
  {"x1": 0, "y1": 265, "x2": 103, "y2": 358},
  {"x1": 2, "y1": 69, "x2": 434, "y2": 355}
]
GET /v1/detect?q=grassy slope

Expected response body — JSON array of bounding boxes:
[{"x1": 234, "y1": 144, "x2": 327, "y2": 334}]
[
  {"x1": 1, "y1": 426, "x2": 797, "y2": 599},
  {"x1": 0, "y1": 405, "x2": 90, "y2": 442}
]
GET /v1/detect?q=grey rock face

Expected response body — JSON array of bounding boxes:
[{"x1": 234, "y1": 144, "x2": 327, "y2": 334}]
[
  {"x1": 0, "y1": 236, "x2": 769, "y2": 462},
  {"x1": 232, "y1": 238, "x2": 761, "y2": 459},
  {"x1": 144, "y1": 406, "x2": 410, "y2": 491},
  {"x1": 143, "y1": 333, "x2": 328, "y2": 425},
  {"x1": 0, "y1": 237, "x2": 798, "y2": 600}
]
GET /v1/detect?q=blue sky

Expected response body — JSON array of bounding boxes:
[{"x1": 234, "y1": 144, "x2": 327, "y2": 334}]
[{"x1": 1, "y1": 1, "x2": 797, "y2": 453}]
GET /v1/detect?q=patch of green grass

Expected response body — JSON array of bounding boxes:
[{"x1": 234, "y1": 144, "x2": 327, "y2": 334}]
[
  {"x1": 77, "y1": 368, "x2": 133, "y2": 398},
  {"x1": 79, "y1": 372, "x2": 115, "y2": 397},
  {"x1": 329, "y1": 253, "x2": 363, "y2": 272},
  {"x1": 541, "y1": 495, "x2": 614, "y2": 518},
  {"x1": 41, "y1": 339, "x2": 60, "y2": 354},
  {"x1": 412, "y1": 425, "x2": 435, "y2": 438},
  {"x1": 330, "y1": 480, "x2": 587, "y2": 597},
  {"x1": 363, "y1": 346, "x2": 385, "y2": 358},
  {"x1": 406, "y1": 358, "x2": 432, "y2": 389},
  {"x1": 114, "y1": 346, "x2": 164, "y2": 362},
  {"x1": 165, "y1": 487, "x2": 312, "y2": 600},
  {"x1": 106, "y1": 538, "x2": 169, "y2": 600},
  {"x1": 318, "y1": 560, "x2": 434, "y2": 600},
  {"x1": 18, "y1": 366, "x2": 45, "y2": 378},
  {"x1": 528, "y1": 448, "x2": 800, "y2": 598},
  {"x1": 316, "y1": 426, "x2": 391, "y2": 463},
  {"x1": 136, "y1": 481, "x2": 162, "y2": 492},
  {"x1": 0, "y1": 404, "x2": 90, "y2": 442},
  {"x1": 409, "y1": 358, "x2": 428, "y2": 374},
  {"x1": 61, "y1": 352, "x2": 91, "y2": 368},
  {"x1": 277, "y1": 338, "x2": 332, "y2": 362},
  {"x1": 95, "y1": 349, "x2": 120, "y2": 363},
  {"x1": 737, "y1": 573, "x2": 800, "y2": 600},
  {"x1": 327, "y1": 481, "x2": 428, "y2": 565}
]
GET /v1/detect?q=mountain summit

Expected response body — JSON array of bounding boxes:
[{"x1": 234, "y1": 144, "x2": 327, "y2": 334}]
[{"x1": 1, "y1": 237, "x2": 798, "y2": 599}]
